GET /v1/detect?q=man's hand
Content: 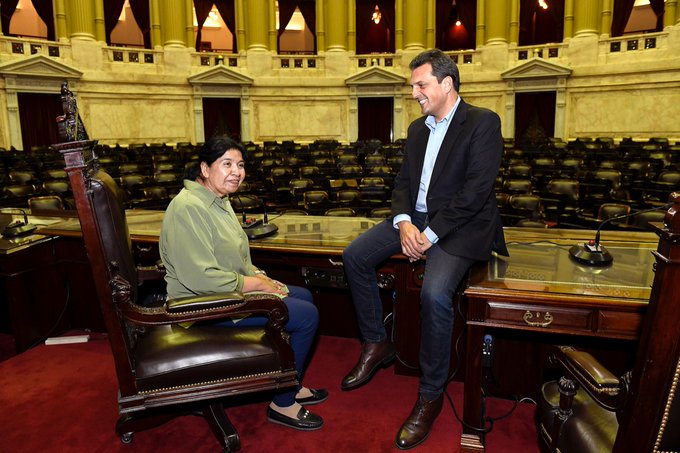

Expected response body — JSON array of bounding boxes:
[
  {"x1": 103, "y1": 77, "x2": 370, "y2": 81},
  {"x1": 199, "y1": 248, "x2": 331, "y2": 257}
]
[{"x1": 397, "y1": 221, "x2": 432, "y2": 262}]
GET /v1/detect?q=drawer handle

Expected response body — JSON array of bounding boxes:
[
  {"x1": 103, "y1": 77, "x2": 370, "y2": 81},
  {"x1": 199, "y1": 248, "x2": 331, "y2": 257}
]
[{"x1": 523, "y1": 310, "x2": 554, "y2": 327}]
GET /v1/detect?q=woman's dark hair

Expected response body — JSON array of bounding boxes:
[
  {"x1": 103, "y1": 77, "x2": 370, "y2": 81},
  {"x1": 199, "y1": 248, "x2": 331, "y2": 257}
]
[
  {"x1": 184, "y1": 135, "x2": 247, "y2": 181},
  {"x1": 409, "y1": 48, "x2": 460, "y2": 92}
]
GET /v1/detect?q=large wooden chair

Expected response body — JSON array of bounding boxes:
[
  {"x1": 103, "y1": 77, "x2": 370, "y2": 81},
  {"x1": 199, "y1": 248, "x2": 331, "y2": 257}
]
[
  {"x1": 538, "y1": 192, "x2": 680, "y2": 453},
  {"x1": 52, "y1": 84, "x2": 297, "y2": 451}
]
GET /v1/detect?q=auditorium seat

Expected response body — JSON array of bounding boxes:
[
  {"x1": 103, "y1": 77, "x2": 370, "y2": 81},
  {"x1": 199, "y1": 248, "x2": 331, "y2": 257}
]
[
  {"x1": 597, "y1": 203, "x2": 631, "y2": 223},
  {"x1": 338, "y1": 164, "x2": 363, "y2": 180},
  {"x1": 515, "y1": 218, "x2": 550, "y2": 228},
  {"x1": 503, "y1": 179, "x2": 533, "y2": 194},
  {"x1": 540, "y1": 179, "x2": 580, "y2": 224},
  {"x1": 302, "y1": 190, "x2": 331, "y2": 215},
  {"x1": 324, "y1": 207, "x2": 356, "y2": 217},
  {"x1": 230, "y1": 194, "x2": 263, "y2": 213},
  {"x1": 28, "y1": 195, "x2": 65, "y2": 211},
  {"x1": 368, "y1": 206, "x2": 392, "y2": 218},
  {"x1": 43, "y1": 168, "x2": 68, "y2": 180},
  {"x1": 8, "y1": 170, "x2": 35, "y2": 184}
]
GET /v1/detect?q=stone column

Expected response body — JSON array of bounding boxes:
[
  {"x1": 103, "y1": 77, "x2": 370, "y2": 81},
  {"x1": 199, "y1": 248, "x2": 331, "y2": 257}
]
[
  {"x1": 485, "y1": 0, "x2": 508, "y2": 45},
  {"x1": 476, "y1": 0, "x2": 486, "y2": 47},
  {"x1": 324, "y1": 0, "x2": 347, "y2": 51},
  {"x1": 403, "y1": 0, "x2": 427, "y2": 50},
  {"x1": 244, "y1": 0, "x2": 269, "y2": 51},
  {"x1": 149, "y1": 0, "x2": 161, "y2": 48},
  {"x1": 509, "y1": 0, "x2": 519, "y2": 45},
  {"x1": 316, "y1": 0, "x2": 325, "y2": 51},
  {"x1": 235, "y1": 0, "x2": 246, "y2": 53},
  {"x1": 664, "y1": 0, "x2": 678, "y2": 28},
  {"x1": 348, "y1": 1, "x2": 356, "y2": 53},
  {"x1": 159, "y1": 0, "x2": 186, "y2": 47},
  {"x1": 93, "y1": 0, "x2": 105, "y2": 42},
  {"x1": 395, "y1": 0, "x2": 404, "y2": 50},
  {"x1": 67, "y1": 0, "x2": 96, "y2": 40},
  {"x1": 573, "y1": 0, "x2": 599, "y2": 37},
  {"x1": 185, "y1": 0, "x2": 195, "y2": 49},
  {"x1": 54, "y1": 0, "x2": 68, "y2": 41},
  {"x1": 563, "y1": 0, "x2": 574, "y2": 39},
  {"x1": 600, "y1": 0, "x2": 613, "y2": 38}
]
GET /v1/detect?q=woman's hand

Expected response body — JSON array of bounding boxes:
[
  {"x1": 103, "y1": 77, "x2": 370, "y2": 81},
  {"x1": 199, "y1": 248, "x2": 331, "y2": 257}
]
[{"x1": 243, "y1": 275, "x2": 288, "y2": 296}]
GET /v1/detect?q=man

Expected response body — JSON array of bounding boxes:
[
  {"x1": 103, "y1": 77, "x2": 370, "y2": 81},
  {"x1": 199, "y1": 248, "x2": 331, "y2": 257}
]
[{"x1": 341, "y1": 49, "x2": 508, "y2": 450}]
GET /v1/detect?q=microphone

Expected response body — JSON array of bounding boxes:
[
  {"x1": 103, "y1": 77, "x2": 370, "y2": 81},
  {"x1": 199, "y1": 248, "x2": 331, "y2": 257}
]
[
  {"x1": 236, "y1": 194, "x2": 263, "y2": 229},
  {"x1": 568, "y1": 202, "x2": 672, "y2": 266},
  {"x1": 2, "y1": 208, "x2": 37, "y2": 238},
  {"x1": 244, "y1": 199, "x2": 278, "y2": 240}
]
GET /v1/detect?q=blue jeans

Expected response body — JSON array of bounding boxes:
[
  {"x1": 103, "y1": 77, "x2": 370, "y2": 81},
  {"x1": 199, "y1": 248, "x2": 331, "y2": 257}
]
[
  {"x1": 343, "y1": 213, "x2": 475, "y2": 400},
  {"x1": 213, "y1": 285, "x2": 318, "y2": 407}
]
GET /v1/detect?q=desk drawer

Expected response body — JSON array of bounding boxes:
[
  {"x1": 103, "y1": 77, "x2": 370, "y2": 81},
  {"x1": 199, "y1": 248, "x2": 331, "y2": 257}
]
[{"x1": 485, "y1": 301, "x2": 593, "y2": 332}]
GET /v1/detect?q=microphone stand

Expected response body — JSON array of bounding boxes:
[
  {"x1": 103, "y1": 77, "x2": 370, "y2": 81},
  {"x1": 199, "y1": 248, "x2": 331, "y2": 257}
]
[
  {"x1": 1, "y1": 208, "x2": 37, "y2": 238},
  {"x1": 232, "y1": 194, "x2": 277, "y2": 239},
  {"x1": 568, "y1": 203, "x2": 672, "y2": 266}
]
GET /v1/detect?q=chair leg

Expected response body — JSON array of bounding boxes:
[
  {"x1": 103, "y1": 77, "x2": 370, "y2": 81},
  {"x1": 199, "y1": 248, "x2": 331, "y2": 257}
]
[
  {"x1": 203, "y1": 402, "x2": 240, "y2": 452},
  {"x1": 115, "y1": 410, "x2": 178, "y2": 445},
  {"x1": 551, "y1": 375, "x2": 578, "y2": 452}
]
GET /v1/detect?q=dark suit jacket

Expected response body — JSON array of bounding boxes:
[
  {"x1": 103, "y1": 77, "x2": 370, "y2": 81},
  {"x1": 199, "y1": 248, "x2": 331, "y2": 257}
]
[{"x1": 391, "y1": 99, "x2": 508, "y2": 261}]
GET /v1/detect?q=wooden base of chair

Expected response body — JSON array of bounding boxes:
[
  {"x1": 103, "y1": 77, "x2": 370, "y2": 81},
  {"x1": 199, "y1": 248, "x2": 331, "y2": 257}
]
[{"x1": 115, "y1": 403, "x2": 241, "y2": 452}]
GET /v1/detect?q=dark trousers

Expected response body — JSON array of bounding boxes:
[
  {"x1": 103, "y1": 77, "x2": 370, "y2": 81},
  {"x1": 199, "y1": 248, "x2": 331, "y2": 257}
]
[
  {"x1": 342, "y1": 213, "x2": 474, "y2": 400},
  {"x1": 214, "y1": 285, "x2": 318, "y2": 407}
]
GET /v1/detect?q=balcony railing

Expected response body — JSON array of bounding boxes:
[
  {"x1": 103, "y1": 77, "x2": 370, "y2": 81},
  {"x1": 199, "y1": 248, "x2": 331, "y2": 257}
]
[
  {"x1": 193, "y1": 51, "x2": 240, "y2": 67},
  {"x1": 104, "y1": 46, "x2": 160, "y2": 65},
  {"x1": 602, "y1": 30, "x2": 666, "y2": 54},
  {"x1": 1, "y1": 36, "x2": 65, "y2": 58}
]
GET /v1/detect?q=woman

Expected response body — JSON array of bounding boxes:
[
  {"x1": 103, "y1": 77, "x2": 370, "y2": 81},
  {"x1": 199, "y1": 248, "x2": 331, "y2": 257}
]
[{"x1": 159, "y1": 136, "x2": 327, "y2": 430}]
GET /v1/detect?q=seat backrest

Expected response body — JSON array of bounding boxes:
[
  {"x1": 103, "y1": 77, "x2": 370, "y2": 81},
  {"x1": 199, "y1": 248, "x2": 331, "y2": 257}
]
[
  {"x1": 597, "y1": 203, "x2": 631, "y2": 222},
  {"x1": 28, "y1": 195, "x2": 65, "y2": 211},
  {"x1": 55, "y1": 139, "x2": 140, "y2": 396}
]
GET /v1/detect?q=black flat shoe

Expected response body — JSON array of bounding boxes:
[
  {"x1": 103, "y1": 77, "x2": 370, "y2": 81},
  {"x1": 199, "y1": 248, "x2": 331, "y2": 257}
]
[
  {"x1": 266, "y1": 406, "x2": 323, "y2": 431},
  {"x1": 295, "y1": 388, "x2": 329, "y2": 405}
]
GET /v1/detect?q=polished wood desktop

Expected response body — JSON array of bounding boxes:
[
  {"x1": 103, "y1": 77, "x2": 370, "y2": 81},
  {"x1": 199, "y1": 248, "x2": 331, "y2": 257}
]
[
  {"x1": 2, "y1": 209, "x2": 660, "y2": 452},
  {"x1": 459, "y1": 228, "x2": 658, "y2": 453}
]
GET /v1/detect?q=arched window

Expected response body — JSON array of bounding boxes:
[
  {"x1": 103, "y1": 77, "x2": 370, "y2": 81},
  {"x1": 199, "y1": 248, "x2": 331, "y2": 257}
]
[
  {"x1": 436, "y1": 0, "x2": 476, "y2": 51},
  {"x1": 277, "y1": 0, "x2": 316, "y2": 54},
  {"x1": 356, "y1": 0, "x2": 395, "y2": 54},
  {"x1": 518, "y1": 0, "x2": 564, "y2": 46}
]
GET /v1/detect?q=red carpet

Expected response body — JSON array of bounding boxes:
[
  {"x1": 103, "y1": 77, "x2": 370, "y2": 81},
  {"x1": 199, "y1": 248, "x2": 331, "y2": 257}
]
[{"x1": 0, "y1": 334, "x2": 539, "y2": 452}]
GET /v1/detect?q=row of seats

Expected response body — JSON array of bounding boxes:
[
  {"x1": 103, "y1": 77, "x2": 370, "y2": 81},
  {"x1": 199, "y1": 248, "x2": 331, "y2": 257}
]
[{"x1": 2, "y1": 137, "x2": 678, "y2": 223}]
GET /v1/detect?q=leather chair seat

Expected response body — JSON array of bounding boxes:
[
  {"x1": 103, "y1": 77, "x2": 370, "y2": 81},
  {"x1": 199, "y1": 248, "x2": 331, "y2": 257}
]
[
  {"x1": 540, "y1": 381, "x2": 618, "y2": 453},
  {"x1": 135, "y1": 324, "x2": 283, "y2": 391}
]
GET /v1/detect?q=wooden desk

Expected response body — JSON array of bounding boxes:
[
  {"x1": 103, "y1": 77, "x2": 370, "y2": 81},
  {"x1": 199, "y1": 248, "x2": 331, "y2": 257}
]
[{"x1": 459, "y1": 228, "x2": 658, "y2": 453}]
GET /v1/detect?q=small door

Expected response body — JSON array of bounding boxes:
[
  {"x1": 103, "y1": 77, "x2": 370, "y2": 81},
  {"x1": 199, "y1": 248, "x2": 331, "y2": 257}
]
[
  {"x1": 202, "y1": 98, "x2": 241, "y2": 142},
  {"x1": 358, "y1": 97, "x2": 393, "y2": 144}
]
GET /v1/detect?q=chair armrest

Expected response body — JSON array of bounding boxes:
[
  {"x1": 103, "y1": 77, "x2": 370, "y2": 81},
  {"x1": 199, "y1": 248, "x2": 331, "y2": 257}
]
[
  {"x1": 552, "y1": 345, "x2": 628, "y2": 411},
  {"x1": 113, "y1": 275, "x2": 289, "y2": 329},
  {"x1": 166, "y1": 292, "x2": 245, "y2": 313}
]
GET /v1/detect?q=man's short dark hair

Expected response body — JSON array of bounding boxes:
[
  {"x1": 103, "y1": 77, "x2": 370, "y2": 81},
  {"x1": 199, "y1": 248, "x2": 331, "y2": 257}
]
[{"x1": 409, "y1": 49, "x2": 460, "y2": 92}]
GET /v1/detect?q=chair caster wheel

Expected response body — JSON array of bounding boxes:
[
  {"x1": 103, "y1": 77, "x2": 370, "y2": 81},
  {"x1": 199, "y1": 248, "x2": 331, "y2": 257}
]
[{"x1": 121, "y1": 432, "x2": 134, "y2": 444}]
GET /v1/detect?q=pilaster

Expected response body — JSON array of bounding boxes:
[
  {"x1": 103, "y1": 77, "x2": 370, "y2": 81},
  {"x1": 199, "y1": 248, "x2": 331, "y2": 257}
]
[
  {"x1": 564, "y1": 0, "x2": 574, "y2": 39},
  {"x1": 54, "y1": 0, "x2": 69, "y2": 41},
  {"x1": 94, "y1": 0, "x2": 105, "y2": 42},
  {"x1": 600, "y1": 0, "x2": 613, "y2": 38}
]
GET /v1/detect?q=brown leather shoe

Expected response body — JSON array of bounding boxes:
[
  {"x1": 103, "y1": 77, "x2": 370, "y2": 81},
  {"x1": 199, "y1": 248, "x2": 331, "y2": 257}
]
[
  {"x1": 340, "y1": 340, "x2": 396, "y2": 390},
  {"x1": 395, "y1": 394, "x2": 444, "y2": 450}
]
